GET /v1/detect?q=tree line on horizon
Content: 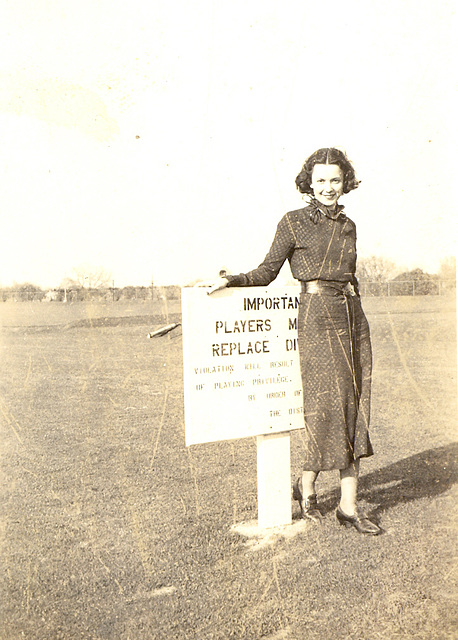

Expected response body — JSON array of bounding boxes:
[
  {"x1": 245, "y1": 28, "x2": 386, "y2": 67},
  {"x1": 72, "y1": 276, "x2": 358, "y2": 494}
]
[
  {"x1": 1, "y1": 256, "x2": 455, "y2": 302},
  {"x1": 0, "y1": 283, "x2": 181, "y2": 303}
]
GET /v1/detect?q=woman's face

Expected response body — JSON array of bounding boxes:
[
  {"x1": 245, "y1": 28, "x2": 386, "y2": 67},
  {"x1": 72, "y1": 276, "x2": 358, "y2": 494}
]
[{"x1": 310, "y1": 164, "x2": 344, "y2": 208}]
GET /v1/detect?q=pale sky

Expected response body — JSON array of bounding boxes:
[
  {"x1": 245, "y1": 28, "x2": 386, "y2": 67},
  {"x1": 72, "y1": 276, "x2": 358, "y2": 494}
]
[{"x1": 0, "y1": 0, "x2": 455, "y2": 288}]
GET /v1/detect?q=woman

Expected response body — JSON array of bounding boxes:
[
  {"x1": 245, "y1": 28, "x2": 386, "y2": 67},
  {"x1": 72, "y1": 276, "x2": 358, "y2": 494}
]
[{"x1": 203, "y1": 148, "x2": 381, "y2": 535}]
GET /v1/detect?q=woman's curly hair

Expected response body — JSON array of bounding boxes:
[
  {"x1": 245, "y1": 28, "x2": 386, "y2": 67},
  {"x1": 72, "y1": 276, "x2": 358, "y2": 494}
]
[{"x1": 295, "y1": 148, "x2": 360, "y2": 195}]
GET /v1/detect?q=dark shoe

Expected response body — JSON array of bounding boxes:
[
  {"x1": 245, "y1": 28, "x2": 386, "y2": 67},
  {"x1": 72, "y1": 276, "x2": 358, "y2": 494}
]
[
  {"x1": 293, "y1": 478, "x2": 323, "y2": 523},
  {"x1": 336, "y1": 506, "x2": 382, "y2": 535}
]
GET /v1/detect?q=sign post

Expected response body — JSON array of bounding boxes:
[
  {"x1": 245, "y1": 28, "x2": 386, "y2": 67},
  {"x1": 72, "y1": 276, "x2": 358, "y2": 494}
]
[
  {"x1": 181, "y1": 286, "x2": 303, "y2": 529},
  {"x1": 257, "y1": 432, "x2": 292, "y2": 528}
]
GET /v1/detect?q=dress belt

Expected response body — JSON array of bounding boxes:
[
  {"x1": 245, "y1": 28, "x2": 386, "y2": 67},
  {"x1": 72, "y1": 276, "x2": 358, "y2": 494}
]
[{"x1": 300, "y1": 279, "x2": 357, "y2": 297}]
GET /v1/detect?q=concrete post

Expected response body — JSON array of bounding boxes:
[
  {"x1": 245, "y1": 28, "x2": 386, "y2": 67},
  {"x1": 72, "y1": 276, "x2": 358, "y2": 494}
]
[{"x1": 256, "y1": 432, "x2": 292, "y2": 528}]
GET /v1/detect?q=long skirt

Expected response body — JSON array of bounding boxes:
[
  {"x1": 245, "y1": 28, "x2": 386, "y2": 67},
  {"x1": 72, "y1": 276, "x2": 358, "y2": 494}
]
[{"x1": 297, "y1": 291, "x2": 374, "y2": 471}]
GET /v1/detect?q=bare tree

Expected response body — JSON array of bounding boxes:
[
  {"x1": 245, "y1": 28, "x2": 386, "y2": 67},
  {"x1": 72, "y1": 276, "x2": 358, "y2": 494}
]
[
  {"x1": 71, "y1": 264, "x2": 112, "y2": 289},
  {"x1": 437, "y1": 256, "x2": 456, "y2": 293},
  {"x1": 59, "y1": 277, "x2": 80, "y2": 290},
  {"x1": 438, "y1": 257, "x2": 456, "y2": 283},
  {"x1": 357, "y1": 255, "x2": 401, "y2": 283}
]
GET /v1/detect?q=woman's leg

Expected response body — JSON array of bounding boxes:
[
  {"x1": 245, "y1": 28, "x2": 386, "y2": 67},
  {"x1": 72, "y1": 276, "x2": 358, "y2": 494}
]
[
  {"x1": 337, "y1": 459, "x2": 381, "y2": 534},
  {"x1": 293, "y1": 470, "x2": 322, "y2": 522},
  {"x1": 339, "y1": 459, "x2": 359, "y2": 515},
  {"x1": 302, "y1": 470, "x2": 319, "y2": 498}
]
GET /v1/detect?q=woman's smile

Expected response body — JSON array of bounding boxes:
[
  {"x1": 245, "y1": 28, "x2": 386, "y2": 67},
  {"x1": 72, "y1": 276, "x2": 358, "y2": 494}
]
[{"x1": 310, "y1": 164, "x2": 344, "y2": 207}]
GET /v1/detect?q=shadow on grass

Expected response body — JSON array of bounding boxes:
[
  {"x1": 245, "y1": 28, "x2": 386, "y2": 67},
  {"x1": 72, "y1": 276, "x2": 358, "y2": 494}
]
[{"x1": 318, "y1": 442, "x2": 458, "y2": 518}]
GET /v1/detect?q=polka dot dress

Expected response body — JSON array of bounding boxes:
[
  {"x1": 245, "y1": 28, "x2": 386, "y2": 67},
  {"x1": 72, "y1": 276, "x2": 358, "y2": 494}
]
[
  {"x1": 297, "y1": 289, "x2": 373, "y2": 470},
  {"x1": 226, "y1": 202, "x2": 374, "y2": 471}
]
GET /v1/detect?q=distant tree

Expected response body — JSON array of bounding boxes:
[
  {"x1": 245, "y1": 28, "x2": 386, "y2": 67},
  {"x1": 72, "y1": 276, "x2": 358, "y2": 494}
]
[
  {"x1": 120, "y1": 286, "x2": 134, "y2": 300},
  {"x1": 134, "y1": 286, "x2": 152, "y2": 300},
  {"x1": 16, "y1": 283, "x2": 44, "y2": 302},
  {"x1": 357, "y1": 256, "x2": 401, "y2": 296},
  {"x1": 391, "y1": 268, "x2": 439, "y2": 295},
  {"x1": 438, "y1": 257, "x2": 456, "y2": 285},
  {"x1": 164, "y1": 285, "x2": 181, "y2": 300},
  {"x1": 57, "y1": 277, "x2": 81, "y2": 302},
  {"x1": 71, "y1": 264, "x2": 112, "y2": 289},
  {"x1": 357, "y1": 255, "x2": 400, "y2": 283}
]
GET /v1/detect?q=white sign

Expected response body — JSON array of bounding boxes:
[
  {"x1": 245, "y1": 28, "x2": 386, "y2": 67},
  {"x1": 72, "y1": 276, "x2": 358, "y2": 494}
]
[{"x1": 182, "y1": 286, "x2": 304, "y2": 446}]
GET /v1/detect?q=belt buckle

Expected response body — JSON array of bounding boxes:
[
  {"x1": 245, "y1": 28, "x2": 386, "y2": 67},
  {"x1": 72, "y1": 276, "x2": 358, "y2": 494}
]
[{"x1": 306, "y1": 281, "x2": 321, "y2": 294}]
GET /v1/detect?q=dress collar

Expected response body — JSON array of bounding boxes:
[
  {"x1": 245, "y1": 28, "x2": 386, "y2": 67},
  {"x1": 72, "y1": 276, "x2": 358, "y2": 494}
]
[{"x1": 305, "y1": 198, "x2": 345, "y2": 224}]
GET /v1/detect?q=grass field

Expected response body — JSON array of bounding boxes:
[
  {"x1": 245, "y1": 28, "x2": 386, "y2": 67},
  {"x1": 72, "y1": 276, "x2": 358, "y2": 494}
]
[{"x1": 1, "y1": 294, "x2": 456, "y2": 640}]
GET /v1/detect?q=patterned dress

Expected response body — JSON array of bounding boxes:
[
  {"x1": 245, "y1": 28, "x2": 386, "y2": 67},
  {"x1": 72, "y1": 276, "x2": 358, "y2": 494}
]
[{"x1": 226, "y1": 200, "x2": 373, "y2": 471}]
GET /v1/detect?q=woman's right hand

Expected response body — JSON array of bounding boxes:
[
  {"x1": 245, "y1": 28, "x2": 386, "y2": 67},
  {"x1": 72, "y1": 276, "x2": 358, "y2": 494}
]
[{"x1": 194, "y1": 276, "x2": 229, "y2": 295}]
